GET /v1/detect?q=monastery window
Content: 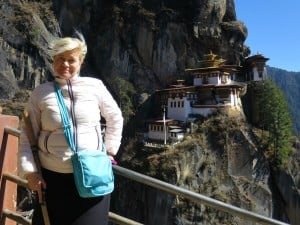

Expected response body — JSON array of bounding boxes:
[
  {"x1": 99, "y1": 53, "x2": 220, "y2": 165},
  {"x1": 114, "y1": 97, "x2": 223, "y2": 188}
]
[
  {"x1": 181, "y1": 101, "x2": 184, "y2": 107},
  {"x1": 177, "y1": 101, "x2": 181, "y2": 107},
  {"x1": 150, "y1": 125, "x2": 154, "y2": 131},
  {"x1": 203, "y1": 76, "x2": 208, "y2": 84},
  {"x1": 221, "y1": 75, "x2": 228, "y2": 84},
  {"x1": 170, "y1": 102, "x2": 173, "y2": 108}
]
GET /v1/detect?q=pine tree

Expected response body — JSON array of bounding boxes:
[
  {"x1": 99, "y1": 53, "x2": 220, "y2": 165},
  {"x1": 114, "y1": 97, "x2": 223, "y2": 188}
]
[{"x1": 258, "y1": 79, "x2": 293, "y2": 168}]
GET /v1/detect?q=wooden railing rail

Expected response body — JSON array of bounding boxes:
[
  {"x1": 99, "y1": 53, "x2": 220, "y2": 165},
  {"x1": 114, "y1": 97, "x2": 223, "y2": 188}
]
[{"x1": 0, "y1": 126, "x2": 142, "y2": 225}]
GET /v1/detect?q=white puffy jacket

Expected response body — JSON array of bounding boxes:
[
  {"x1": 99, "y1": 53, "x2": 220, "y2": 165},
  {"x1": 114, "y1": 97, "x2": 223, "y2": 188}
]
[{"x1": 18, "y1": 75, "x2": 123, "y2": 177}]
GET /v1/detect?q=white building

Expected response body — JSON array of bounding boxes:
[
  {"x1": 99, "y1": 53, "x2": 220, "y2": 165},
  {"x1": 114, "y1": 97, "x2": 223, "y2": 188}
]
[
  {"x1": 144, "y1": 52, "x2": 268, "y2": 143},
  {"x1": 145, "y1": 118, "x2": 184, "y2": 143},
  {"x1": 155, "y1": 52, "x2": 246, "y2": 122},
  {"x1": 243, "y1": 54, "x2": 269, "y2": 81}
]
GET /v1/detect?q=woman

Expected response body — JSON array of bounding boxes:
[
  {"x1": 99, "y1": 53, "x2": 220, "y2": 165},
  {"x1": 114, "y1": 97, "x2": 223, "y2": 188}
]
[{"x1": 18, "y1": 33, "x2": 123, "y2": 225}]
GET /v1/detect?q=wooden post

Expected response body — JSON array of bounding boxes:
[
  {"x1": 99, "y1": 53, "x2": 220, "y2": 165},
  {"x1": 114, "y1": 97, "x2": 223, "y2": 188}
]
[{"x1": 0, "y1": 110, "x2": 19, "y2": 225}]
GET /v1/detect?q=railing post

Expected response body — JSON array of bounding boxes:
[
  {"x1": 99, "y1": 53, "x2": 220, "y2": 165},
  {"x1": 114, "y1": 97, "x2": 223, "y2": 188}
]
[{"x1": 0, "y1": 111, "x2": 19, "y2": 225}]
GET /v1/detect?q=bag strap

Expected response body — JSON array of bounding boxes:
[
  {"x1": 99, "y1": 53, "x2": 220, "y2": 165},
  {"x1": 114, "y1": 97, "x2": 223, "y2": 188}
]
[
  {"x1": 53, "y1": 82, "x2": 106, "y2": 153},
  {"x1": 53, "y1": 82, "x2": 76, "y2": 152}
]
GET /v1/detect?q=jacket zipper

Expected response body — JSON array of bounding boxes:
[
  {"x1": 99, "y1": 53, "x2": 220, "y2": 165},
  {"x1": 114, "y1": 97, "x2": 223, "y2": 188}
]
[
  {"x1": 95, "y1": 126, "x2": 100, "y2": 150},
  {"x1": 66, "y1": 80, "x2": 101, "y2": 151},
  {"x1": 66, "y1": 80, "x2": 78, "y2": 149}
]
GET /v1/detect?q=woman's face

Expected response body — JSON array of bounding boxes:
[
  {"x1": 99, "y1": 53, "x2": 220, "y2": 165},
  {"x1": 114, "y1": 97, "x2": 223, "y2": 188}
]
[{"x1": 53, "y1": 48, "x2": 83, "y2": 79}]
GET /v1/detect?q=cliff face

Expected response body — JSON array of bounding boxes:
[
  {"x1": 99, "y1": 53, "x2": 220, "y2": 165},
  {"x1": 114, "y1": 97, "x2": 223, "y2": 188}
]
[
  {"x1": 52, "y1": 0, "x2": 248, "y2": 93},
  {"x1": 1, "y1": 0, "x2": 299, "y2": 224},
  {"x1": 0, "y1": 0, "x2": 59, "y2": 98},
  {"x1": 0, "y1": 0, "x2": 248, "y2": 98}
]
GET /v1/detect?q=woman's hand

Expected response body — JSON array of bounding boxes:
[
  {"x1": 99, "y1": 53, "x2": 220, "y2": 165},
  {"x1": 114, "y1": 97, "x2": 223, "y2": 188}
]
[
  {"x1": 108, "y1": 155, "x2": 118, "y2": 165},
  {"x1": 25, "y1": 172, "x2": 47, "y2": 203}
]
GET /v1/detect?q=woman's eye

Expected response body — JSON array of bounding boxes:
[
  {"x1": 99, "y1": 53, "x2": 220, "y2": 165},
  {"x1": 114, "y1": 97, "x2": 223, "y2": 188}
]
[{"x1": 55, "y1": 57, "x2": 77, "y2": 64}]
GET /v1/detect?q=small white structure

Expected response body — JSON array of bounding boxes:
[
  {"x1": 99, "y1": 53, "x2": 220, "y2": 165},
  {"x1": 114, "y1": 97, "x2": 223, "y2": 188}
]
[
  {"x1": 244, "y1": 54, "x2": 269, "y2": 81},
  {"x1": 145, "y1": 118, "x2": 184, "y2": 143}
]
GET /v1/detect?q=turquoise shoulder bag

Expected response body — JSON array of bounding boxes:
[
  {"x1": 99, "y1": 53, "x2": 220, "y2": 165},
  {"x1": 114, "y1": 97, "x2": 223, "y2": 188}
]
[{"x1": 53, "y1": 82, "x2": 114, "y2": 198}]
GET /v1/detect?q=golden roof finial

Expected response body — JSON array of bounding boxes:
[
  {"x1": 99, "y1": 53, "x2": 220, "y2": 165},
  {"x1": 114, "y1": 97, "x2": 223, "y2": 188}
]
[{"x1": 198, "y1": 51, "x2": 225, "y2": 68}]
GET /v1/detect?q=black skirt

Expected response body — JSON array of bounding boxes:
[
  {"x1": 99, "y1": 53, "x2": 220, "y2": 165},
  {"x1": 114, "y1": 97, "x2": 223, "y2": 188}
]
[{"x1": 32, "y1": 168, "x2": 110, "y2": 225}]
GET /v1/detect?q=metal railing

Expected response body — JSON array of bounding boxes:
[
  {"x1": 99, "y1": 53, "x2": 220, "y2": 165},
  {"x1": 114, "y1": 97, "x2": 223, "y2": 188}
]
[
  {"x1": 113, "y1": 165, "x2": 289, "y2": 225},
  {"x1": 1, "y1": 127, "x2": 290, "y2": 225}
]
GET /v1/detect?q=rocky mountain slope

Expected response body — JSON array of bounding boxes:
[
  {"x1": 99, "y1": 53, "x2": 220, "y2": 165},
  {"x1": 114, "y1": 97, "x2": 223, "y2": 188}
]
[
  {"x1": 115, "y1": 110, "x2": 274, "y2": 224},
  {"x1": 0, "y1": 0, "x2": 299, "y2": 224}
]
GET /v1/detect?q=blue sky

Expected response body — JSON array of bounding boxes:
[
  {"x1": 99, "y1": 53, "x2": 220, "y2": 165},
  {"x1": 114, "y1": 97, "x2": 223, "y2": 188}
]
[{"x1": 235, "y1": 1, "x2": 300, "y2": 72}]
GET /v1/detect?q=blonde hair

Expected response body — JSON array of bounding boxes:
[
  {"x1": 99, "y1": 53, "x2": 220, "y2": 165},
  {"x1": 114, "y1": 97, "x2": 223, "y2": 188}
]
[{"x1": 48, "y1": 32, "x2": 87, "y2": 60}]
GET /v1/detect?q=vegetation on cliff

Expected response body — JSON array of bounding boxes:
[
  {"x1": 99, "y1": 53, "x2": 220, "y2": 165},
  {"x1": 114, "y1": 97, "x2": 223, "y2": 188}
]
[
  {"x1": 267, "y1": 66, "x2": 300, "y2": 133},
  {"x1": 257, "y1": 79, "x2": 293, "y2": 169}
]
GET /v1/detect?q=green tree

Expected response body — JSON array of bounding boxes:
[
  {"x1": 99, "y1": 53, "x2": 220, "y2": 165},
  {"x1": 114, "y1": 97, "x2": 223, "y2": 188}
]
[
  {"x1": 110, "y1": 76, "x2": 136, "y2": 123},
  {"x1": 258, "y1": 79, "x2": 293, "y2": 168}
]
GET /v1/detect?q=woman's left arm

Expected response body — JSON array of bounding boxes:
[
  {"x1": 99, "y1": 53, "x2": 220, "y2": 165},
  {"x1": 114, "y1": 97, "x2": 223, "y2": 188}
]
[{"x1": 98, "y1": 81, "x2": 124, "y2": 156}]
